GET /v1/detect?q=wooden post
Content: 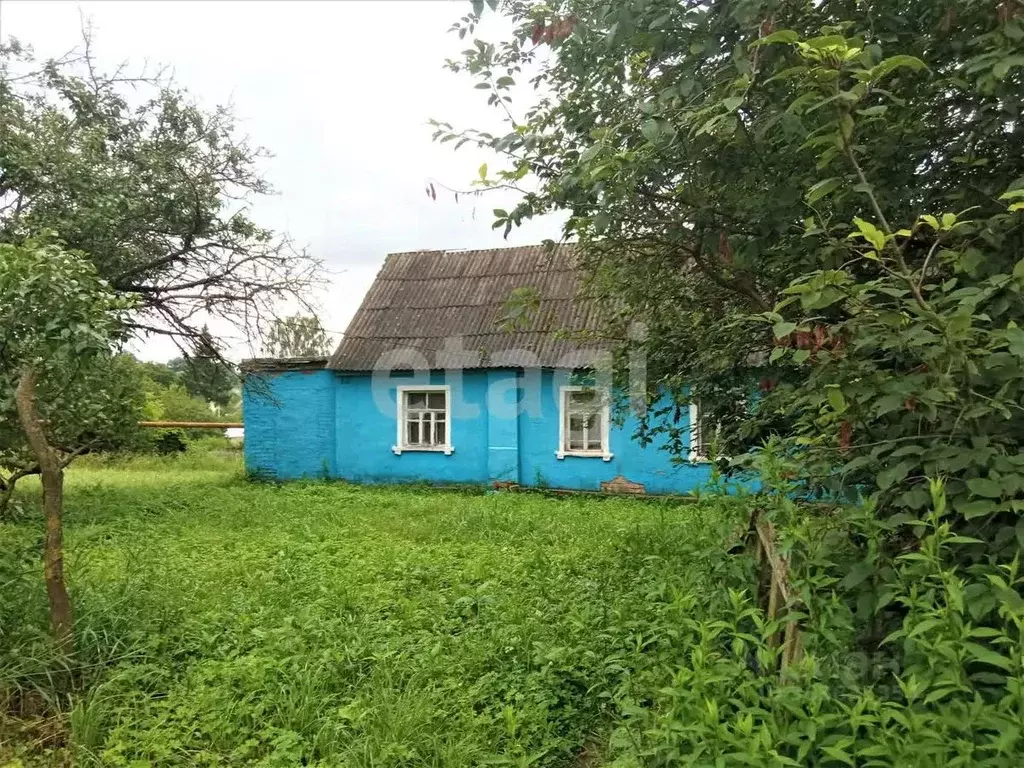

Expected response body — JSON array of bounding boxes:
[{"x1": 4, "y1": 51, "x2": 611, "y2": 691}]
[
  {"x1": 744, "y1": 507, "x2": 802, "y2": 674},
  {"x1": 766, "y1": 573, "x2": 781, "y2": 649},
  {"x1": 782, "y1": 619, "x2": 803, "y2": 668}
]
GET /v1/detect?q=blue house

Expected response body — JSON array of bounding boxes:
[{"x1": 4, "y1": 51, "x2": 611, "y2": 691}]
[{"x1": 242, "y1": 245, "x2": 712, "y2": 494}]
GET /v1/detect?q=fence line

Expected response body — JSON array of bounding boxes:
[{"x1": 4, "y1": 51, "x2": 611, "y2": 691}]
[
  {"x1": 138, "y1": 421, "x2": 243, "y2": 429},
  {"x1": 747, "y1": 508, "x2": 803, "y2": 672}
]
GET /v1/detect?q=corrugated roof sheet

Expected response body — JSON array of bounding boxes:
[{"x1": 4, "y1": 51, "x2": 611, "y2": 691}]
[{"x1": 328, "y1": 244, "x2": 610, "y2": 370}]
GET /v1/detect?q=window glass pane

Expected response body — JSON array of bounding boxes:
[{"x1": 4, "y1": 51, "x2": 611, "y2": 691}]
[
  {"x1": 569, "y1": 390, "x2": 596, "y2": 407},
  {"x1": 427, "y1": 392, "x2": 446, "y2": 410},
  {"x1": 567, "y1": 390, "x2": 602, "y2": 417},
  {"x1": 435, "y1": 421, "x2": 446, "y2": 445},
  {"x1": 407, "y1": 392, "x2": 426, "y2": 409},
  {"x1": 407, "y1": 419, "x2": 420, "y2": 445},
  {"x1": 587, "y1": 413, "x2": 603, "y2": 450},
  {"x1": 568, "y1": 415, "x2": 585, "y2": 450}
]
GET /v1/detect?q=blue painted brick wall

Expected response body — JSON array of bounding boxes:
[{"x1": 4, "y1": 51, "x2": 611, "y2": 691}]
[
  {"x1": 244, "y1": 367, "x2": 714, "y2": 493},
  {"x1": 334, "y1": 371, "x2": 490, "y2": 485},
  {"x1": 518, "y1": 370, "x2": 712, "y2": 494},
  {"x1": 243, "y1": 370, "x2": 336, "y2": 480}
]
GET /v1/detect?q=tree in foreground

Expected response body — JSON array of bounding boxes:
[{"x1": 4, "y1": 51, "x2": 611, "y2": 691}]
[
  {"x1": 0, "y1": 237, "x2": 136, "y2": 645},
  {"x1": 440, "y1": 0, "x2": 1024, "y2": 518},
  {"x1": 0, "y1": 33, "x2": 321, "y2": 354},
  {"x1": 263, "y1": 313, "x2": 333, "y2": 357}
]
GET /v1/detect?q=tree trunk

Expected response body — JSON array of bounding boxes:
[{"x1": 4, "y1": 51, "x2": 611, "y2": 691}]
[
  {"x1": 14, "y1": 365, "x2": 74, "y2": 648},
  {"x1": 0, "y1": 476, "x2": 12, "y2": 520}
]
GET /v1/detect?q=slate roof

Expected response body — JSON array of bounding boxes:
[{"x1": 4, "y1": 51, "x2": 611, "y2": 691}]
[{"x1": 327, "y1": 244, "x2": 610, "y2": 371}]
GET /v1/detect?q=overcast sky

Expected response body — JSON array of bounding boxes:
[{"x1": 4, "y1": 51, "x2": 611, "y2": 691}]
[{"x1": 0, "y1": 0, "x2": 564, "y2": 361}]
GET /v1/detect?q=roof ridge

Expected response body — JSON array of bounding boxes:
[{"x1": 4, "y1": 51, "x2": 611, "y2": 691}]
[
  {"x1": 384, "y1": 242, "x2": 575, "y2": 259},
  {"x1": 368, "y1": 268, "x2": 579, "y2": 283}
]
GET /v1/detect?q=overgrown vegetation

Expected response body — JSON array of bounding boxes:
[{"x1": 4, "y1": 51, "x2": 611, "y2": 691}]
[
  {"x1": 0, "y1": 237, "x2": 135, "y2": 643},
  {"x1": 1, "y1": 457, "x2": 748, "y2": 766},
  {"x1": 1, "y1": 26, "x2": 299, "y2": 659},
  {"x1": 5, "y1": 1, "x2": 1024, "y2": 763},
  {"x1": 437, "y1": 0, "x2": 1024, "y2": 763},
  {"x1": 132, "y1": 354, "x2": 242, "y2": 451},
  {"x1": 7, "y1": 454, "x2": 1023, "y2": 765},
  {"x1": 438, "y1": 0, "x2": 1024, "y2": 495}
]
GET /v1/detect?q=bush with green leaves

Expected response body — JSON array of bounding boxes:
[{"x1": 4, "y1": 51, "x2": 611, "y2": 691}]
[
  {"x1": 743, "y1": 25, "x2": 1024, "y2": 548},
  {"x1": 0, "y1": 238, "x2": 143, "y2": 516},
  {"x1": 595, "y1": 464, "x2": 1024, "y2": 767},
  {"x1": 439, "y1": 0, "x2": 1024, "y2": 503},
  {"x1": 440, "y1": 1, "x2": 1024, "y2": 763}
]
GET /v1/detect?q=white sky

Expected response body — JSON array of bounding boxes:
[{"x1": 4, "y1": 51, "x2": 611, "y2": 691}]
[{"x1": 0, "y1": 0, "x2": 565, "y2": 361}]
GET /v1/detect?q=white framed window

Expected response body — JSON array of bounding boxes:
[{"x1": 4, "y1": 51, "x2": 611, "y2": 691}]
[
  {"x1": 689, "y1": 401, "x2": 705, "y2": 462},
  {"x1": 688, "y1": 399, "x2": 724, "y2": 462},
  {"x1": 392, "y1": 385, "x2": 453, "y2": 455},
  {"x1": 556, "y1": 386, "x2": 613, "y2": 461}
]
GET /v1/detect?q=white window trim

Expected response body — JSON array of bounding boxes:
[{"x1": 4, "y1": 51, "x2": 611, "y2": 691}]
[
  {"x1": 556, "y1": 385, "x2": 613, "y2": 461},
  {"x1": 688, "y1": 400, "x2": 708, "y2": 463},
  {"x1": 392, "y1": 384, "x2": 454, "y2": 456}
]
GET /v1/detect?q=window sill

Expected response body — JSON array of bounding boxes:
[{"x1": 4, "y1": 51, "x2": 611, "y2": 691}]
[
  {"x1": 392, "y1": 445, "x2": 454, "y2": 456},
  {"x1": 556, "y1": 450, "x2": 613, "y2": 462}
]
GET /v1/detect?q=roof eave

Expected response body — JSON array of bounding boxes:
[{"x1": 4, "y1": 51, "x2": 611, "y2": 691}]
[{"x1": 240, "y1": 356, "x2": 329, "y2": 373}]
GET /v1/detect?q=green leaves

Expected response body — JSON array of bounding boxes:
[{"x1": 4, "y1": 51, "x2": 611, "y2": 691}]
[
  {"x1": 753, "y1": 29, "x2": 800, "y2": 47},
  {"x1": 1000, "y1": 188, "x2": 1024, "y2": 212},
  {"x1": 444, "y1": 8, "x2": 1024, "y2": 710},
  {"x1": 993, "y1": 55, "x2": 1024, "y2": 79},
  {"x1": 773, "y1": 321, "x2": 797, "y2": 339},
  {"x1": 264, "y1": 314, "x2": 331, "y2": 358},
  {"x1": 640, "y1": 119, "x2": 661, "y2": 143},
  {"x1": 0, "y1": 238, "x2": 142, "y2": 473},
  {"x1": 869, "y1": 54, "x2": 927, "y2": 83},
  {"x1": 966, "y1": 477, "x2": 1003, "y2": 499},
  {"x1": 640, "y1": 118, "x2": 675, "y2": 144},
  {"x1": 850, "y1": 217, "x2": 886, "y2": 252},
  {"x1": 826, "y1": 385, "x2": 847, "y2": 413},
  {"x1": 962, "y1": 642, "x2": 1013, "y2": 671},
  {"x1": 721, "y1": 96, "x2": 744, "y2": 112},
  {"x1": 0, "y1": 239, "x2": 128, "y2": 365},
  {"x1": 805, "y1": 177, "x2": 840, "y2": 204},
  {"x1": 0, "y1": 40, "x2": 320, "y2": 373}
]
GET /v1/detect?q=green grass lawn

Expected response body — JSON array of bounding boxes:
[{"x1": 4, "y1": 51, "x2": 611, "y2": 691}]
[{"x1": 1, "y1": 455, "x2": 746, "y2": 767}]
